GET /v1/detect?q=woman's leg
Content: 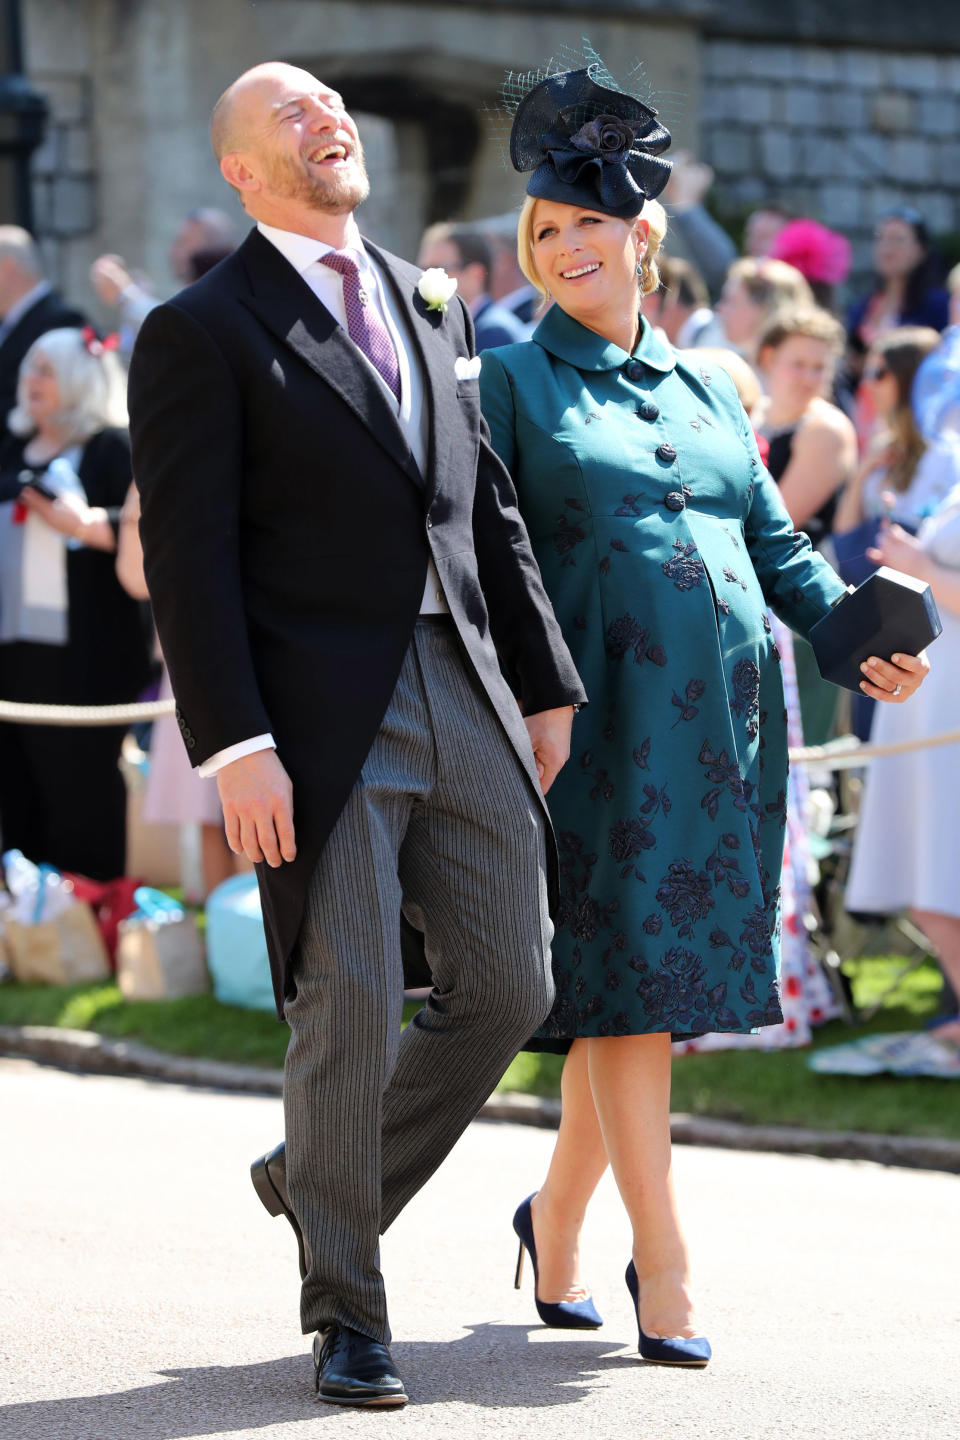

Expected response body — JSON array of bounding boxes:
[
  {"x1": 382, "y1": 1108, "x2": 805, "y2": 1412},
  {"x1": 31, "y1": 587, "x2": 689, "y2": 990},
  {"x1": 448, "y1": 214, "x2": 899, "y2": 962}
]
[
  {"x1": 528, "y1": 1038, "x2": 609, "y2": 1301},
  {"x1": 910, "y1": 908, "x2": 960, "y2": 1039},
  {"x1": 588, "y1": 1033, "x2": 698, "y2": 1339}
]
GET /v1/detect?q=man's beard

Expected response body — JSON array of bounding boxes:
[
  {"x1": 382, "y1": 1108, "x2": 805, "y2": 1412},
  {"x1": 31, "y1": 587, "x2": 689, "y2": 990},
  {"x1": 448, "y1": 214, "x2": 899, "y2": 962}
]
[{"x1": 265, "y1": 137, "x2": 370, "y2": 214}]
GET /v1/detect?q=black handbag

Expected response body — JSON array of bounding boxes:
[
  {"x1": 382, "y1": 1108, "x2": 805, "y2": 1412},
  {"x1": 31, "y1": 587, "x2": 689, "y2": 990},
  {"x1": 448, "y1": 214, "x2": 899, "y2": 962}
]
[{"x1": 809, "y1": 566, "x2": 942, "y2": 692}]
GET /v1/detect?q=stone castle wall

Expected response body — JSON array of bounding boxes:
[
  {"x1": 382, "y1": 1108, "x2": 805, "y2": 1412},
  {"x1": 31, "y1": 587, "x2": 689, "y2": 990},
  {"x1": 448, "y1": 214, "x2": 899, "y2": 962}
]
[{"x1": 701, "y1": 39, "x2": 960, "y2": 276}]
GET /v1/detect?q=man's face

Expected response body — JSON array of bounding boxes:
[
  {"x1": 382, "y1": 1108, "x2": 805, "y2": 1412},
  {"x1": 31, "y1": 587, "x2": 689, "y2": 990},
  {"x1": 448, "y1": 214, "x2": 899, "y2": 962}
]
[
  {"x1": 418, "y1": 237, "x2": 483, "y2": 306},
  {"x1": 237, "y1": 68, "x2": 369, "y2": 216}
]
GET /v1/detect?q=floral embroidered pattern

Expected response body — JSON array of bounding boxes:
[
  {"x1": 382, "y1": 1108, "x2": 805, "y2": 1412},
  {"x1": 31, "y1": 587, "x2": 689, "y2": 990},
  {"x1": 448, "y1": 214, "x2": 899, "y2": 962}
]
[
  {"x1": 605, "y1": 614, "x2": 667, "y2": 667},
  {"x1": 661, "y1": 539, "x2": 705, "y2": 591},
  {"x1": 729, "y1": 658, "x2": 761, "y2": 740},
  {"x1": 671, "y1": 678, "x2": 705, "y2": 727},
  {"x1": 656, "y1": 859, "x2": 715, "y2": 937}
]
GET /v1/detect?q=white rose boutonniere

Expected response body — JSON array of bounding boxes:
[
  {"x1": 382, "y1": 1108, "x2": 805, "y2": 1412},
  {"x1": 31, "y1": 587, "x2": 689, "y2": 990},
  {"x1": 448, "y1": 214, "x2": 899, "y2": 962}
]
[{"x1": 417, "y1": 267, "x2": 458, "y2": 314}]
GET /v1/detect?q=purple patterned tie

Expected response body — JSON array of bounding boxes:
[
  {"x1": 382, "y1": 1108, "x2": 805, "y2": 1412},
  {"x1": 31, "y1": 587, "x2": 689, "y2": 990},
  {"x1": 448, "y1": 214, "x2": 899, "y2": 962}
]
[{"x1": 319, "y1": 250, "x2": 401, "y2": 403}]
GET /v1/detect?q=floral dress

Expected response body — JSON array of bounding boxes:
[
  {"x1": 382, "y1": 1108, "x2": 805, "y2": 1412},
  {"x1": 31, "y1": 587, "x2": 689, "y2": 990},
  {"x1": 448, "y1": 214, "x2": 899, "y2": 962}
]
[{"x1": 479, "y1": 307, "x2": 846, "y2": 1041}]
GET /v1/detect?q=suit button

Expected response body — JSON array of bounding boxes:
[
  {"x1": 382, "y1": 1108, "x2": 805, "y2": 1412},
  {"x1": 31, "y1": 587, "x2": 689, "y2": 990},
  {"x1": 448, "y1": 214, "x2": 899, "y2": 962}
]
[
  {"x1": 186, "y1": 737, "x2": 196, "y2": 750},
  {"x1": 637, "y1": 401, "x2": 660, "y2": 422},
  {"x1": 656, "y1": 443, "x2": 677, "y2": 463},
  {"x1": 426, "y1": 516, "x2": 433, "y2": 529},
  {"x1": 664, "y1": 491, "x2": 685, "y2": 512},
  {"x1": 625, "y1": 360, "x2": 645, "y2": 381}
]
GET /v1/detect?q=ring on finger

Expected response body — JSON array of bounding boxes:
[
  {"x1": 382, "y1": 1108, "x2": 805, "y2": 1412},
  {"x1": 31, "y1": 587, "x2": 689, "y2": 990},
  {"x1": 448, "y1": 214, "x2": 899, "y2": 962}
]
[{"x1": 892, "y1": 683, "x2": 903, "y2": 697}]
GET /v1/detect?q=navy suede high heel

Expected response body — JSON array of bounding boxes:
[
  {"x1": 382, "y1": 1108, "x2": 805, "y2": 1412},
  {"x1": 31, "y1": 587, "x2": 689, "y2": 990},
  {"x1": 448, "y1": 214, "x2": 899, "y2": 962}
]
[
  {"x1": 625, "y1": 1260, "x2": 711, "y2": 1366},
  {"x1": 512, "y1": 1194, "x2": 603, "y2": 1329}
]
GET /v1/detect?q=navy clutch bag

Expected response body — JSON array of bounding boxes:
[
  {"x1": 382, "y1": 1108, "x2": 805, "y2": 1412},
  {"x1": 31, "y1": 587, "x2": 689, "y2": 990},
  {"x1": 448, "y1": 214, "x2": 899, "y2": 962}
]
[{"x1": 809, "y1": 566, "x2": 942, "y2": 692}]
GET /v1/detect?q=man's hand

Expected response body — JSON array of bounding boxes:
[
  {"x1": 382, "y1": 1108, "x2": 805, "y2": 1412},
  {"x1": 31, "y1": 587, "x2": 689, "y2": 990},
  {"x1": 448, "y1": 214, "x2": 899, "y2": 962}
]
[
  {"x1": 661, "y1": 149, "x2": 714, "y2": 211},
  {"x1": 216, "y1": 749, "x2": 296, "y2": 866},
  {"x1": 90, "y1": 253, "x2": 135, "y2": 307},
  {"x1": 524, "y1": 706, "x2": 575, "y2": 794}
]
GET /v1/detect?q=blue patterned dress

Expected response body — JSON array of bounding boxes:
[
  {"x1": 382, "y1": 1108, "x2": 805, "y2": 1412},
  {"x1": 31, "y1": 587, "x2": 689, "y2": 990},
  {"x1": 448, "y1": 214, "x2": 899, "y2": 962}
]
[{"x1": 480, "y1": 308, "x2": 847, "y2": 1041}]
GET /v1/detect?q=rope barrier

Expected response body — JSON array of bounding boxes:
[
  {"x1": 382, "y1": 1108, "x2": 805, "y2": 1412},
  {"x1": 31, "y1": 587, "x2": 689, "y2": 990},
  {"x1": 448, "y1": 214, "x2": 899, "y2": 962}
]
[
  {"x1": 0, "y1": 697, "x2": 176, "y2": 726},
  {"x1": 0, "y1": 696, "x2": 957, "y2": 768},
  {"x1": 788, "y1": 727, "x2": 960, "y2": 769}
]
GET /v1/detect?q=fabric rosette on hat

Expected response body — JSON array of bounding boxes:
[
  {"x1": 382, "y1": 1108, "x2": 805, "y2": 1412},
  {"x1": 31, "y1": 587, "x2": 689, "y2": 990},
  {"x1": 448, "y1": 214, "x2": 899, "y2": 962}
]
[{"x1": 506, "y1": 63, "x2": 673, "y2": 219}]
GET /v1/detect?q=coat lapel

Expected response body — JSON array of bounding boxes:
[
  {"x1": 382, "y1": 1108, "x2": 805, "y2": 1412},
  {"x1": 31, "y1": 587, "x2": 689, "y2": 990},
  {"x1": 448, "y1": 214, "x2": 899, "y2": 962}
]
[
  {"x1": 236, "y1": 229, "x2": 423, "y2": 490},
  {"x1": 365, "y1": 240, "x2": 461, "y2": 506}
]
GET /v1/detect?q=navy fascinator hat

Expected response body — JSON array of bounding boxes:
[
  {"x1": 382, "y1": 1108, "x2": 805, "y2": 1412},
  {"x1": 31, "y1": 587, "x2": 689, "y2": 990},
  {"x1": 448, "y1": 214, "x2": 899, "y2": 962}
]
[{"x1": 509, "y1": 66, "x2": 672, "y2": 220}]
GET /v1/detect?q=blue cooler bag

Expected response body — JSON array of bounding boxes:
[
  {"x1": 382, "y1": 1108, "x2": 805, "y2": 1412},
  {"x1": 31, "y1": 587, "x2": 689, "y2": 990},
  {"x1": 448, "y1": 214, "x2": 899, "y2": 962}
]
[{"x1": 204, "y1": 873, "x2": 274, "y2": 1011}]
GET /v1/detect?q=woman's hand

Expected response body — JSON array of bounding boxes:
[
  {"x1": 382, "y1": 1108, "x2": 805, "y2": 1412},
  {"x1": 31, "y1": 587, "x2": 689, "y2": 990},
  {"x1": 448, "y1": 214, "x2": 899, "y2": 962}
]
[
  {"x1": 20, "y1": 485, "x2": 115, "y2": 551},
  {"x1": 866, "y1": 521, "x2": 930, "y2": 581},
  {"x1": 859, "y1": 649, "x2": 929, "y2": 703}
]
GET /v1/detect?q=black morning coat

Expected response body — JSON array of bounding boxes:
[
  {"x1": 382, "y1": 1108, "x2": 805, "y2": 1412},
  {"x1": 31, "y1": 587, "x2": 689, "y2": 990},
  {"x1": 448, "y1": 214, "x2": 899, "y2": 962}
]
[{"x1": 127, "y1": 227, "x2": 587, "y2": 1016}]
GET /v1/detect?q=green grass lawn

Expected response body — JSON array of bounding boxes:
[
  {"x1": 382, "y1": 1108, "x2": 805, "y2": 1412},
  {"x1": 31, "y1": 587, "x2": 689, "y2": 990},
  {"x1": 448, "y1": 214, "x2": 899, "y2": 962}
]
[{"x1": 1, "y1": 955, "x2": 956, "y2": 1140}]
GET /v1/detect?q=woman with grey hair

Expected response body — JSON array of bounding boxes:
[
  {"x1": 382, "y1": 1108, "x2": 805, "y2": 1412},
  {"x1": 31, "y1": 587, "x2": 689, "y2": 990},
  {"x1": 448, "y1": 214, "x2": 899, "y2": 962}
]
[{"x1": 0, "y1": 327, "x2": 151, "y2": 878}]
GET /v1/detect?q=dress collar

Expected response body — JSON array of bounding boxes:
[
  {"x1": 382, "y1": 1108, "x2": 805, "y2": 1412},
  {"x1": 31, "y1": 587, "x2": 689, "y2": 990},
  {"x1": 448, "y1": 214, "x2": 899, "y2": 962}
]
[{"x1": 532, "y1": 303, "x2": 677, "y2": 374}]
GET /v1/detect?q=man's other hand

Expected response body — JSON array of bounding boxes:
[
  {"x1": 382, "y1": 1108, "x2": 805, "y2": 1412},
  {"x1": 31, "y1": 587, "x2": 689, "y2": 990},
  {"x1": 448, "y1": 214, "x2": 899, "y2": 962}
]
[
  {"x1": 523, "y1": 706, "x2": 575, "y2": 794},
  {"x1": 217, "y1": 749, "x2": 296, "y2": 866}
]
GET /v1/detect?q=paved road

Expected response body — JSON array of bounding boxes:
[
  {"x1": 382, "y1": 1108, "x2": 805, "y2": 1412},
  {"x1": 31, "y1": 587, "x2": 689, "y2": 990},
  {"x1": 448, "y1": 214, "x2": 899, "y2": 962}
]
[{"x1": 0, "y1": 1057, "x2": 956, "y2": 1440}]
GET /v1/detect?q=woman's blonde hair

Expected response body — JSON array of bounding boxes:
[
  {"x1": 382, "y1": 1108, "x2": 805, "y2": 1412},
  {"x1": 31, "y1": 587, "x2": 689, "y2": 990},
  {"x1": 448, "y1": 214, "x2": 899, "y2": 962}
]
[
  {"x1": 516, "y1": 195, "x2": 667, "y2": 307},
  {"x1": 725, "y1": 256, "x2": 814, "y2": 323},
  {"x1": 8, "y1": 327, "x2": 128, "y2": 442}
]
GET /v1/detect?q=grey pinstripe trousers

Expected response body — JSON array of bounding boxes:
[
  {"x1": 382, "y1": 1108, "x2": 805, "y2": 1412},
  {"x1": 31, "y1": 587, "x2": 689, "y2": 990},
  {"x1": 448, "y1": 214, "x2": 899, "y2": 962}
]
[{"x1": 282, "y1": 619, "x2": 554, "y2": 1343}]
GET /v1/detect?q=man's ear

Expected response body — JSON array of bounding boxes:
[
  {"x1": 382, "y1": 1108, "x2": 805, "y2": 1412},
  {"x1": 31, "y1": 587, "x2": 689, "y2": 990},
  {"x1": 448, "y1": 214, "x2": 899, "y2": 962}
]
[{"x1": 220, "y1": 152, "x2": 259, "y2": 196}]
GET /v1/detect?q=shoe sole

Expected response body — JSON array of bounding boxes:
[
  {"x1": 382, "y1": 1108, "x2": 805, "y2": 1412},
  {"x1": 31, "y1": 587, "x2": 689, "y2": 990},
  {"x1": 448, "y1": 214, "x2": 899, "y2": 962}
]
[
  {"x1": 316, "y1": 1391, "x2": 409, "y2": 1407},
  {"x1": 639, "y1": 1356, "x2": 709, "y2": 1368},
  {"x1": 250, "y1": 1155, "x2": 308, "y2": 1279}
]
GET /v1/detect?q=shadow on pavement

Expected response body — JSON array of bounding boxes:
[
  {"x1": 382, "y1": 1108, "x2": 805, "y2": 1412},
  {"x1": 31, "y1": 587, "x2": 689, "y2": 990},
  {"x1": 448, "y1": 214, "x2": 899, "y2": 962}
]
[{"x1": 0, "y1": 1323, "x2": 644, "y2": 1435}]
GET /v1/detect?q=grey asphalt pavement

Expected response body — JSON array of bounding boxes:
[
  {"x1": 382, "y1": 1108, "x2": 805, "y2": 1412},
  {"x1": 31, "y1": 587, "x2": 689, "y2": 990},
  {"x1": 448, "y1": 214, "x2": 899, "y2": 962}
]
[{"x1": 0, "y1": 1056, "x2": 956, "y2": 1440}]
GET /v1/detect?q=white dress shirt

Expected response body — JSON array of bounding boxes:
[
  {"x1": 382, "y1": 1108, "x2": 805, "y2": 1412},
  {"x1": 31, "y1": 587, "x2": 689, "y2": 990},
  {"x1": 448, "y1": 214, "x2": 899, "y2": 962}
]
[{"x1": 200, "y1": 221, "x2": 447, "y2": 777}]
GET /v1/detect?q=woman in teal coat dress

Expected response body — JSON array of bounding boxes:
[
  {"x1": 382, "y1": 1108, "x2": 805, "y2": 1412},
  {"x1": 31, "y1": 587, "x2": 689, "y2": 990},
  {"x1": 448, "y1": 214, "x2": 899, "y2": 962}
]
[{"x1": 482, "y1": 63, "x2": 929, "y2": 1365}]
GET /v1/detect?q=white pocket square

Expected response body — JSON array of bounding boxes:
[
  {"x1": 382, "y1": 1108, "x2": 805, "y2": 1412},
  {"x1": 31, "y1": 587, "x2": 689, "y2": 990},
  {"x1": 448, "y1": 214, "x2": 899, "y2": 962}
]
[{"x1": 454, "y1": 355, "x2": 482, "y2": 381}]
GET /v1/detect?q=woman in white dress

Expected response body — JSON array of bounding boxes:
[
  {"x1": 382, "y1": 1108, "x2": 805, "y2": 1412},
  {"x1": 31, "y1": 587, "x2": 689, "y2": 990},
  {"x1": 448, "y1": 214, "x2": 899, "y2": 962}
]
[{"x1": 845, "y1": 484, "x2": 960, "y2": 1037}]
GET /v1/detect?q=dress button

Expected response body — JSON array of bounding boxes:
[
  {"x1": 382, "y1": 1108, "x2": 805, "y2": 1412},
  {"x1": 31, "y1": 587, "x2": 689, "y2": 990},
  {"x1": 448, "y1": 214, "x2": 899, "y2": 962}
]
[
  {"x1": 664, "y1": 492, "x2": 685, "y2": 512},
  {"x1": 625, "y1": 360, "x2": 645, "y2": 381},
  {"x1": 656, "y1": 442, "x2": 677, "y2": 463},
  {"x1": 637, "y1": 401, "x2": 660, "y2": 422}
]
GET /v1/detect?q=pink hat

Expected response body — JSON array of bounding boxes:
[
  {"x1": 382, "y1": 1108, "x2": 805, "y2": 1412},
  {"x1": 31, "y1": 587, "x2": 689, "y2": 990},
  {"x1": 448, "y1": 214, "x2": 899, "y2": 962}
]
[{"x1": 769, "y1": 219, "x2": 852, "y2": 286}]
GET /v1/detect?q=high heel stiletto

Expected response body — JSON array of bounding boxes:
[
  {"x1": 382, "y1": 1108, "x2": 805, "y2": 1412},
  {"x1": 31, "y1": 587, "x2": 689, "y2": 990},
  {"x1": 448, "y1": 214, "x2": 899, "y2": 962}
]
[
  {"x1": 625, "y1": 1260, "x2": 711, "y2": 1367},
  {"x1": 512, "y1": 1194, "x2": 603, "y2": 1329}
]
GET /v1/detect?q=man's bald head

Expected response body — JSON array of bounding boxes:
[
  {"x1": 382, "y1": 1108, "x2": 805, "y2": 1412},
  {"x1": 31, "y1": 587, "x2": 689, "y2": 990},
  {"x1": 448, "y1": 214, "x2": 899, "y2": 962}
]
[
  {"x1": 211, "y1": 62, "x2": 325, "y2": 162},
  {"x1": 210, "y1": 62, "x2": 368, "y2": 227}
]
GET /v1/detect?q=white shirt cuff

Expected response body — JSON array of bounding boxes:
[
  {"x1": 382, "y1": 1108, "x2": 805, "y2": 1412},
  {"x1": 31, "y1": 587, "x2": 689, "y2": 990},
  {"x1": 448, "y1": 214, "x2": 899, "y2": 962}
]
[{"x1": 198, "y1": 733, "x2": 275, "y2": 777}]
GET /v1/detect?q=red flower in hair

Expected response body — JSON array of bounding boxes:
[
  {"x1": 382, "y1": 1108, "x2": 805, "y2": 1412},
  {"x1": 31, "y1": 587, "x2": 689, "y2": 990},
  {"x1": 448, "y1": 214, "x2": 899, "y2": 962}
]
[{"x1": 80, "y1": 326, "x2": 120, "y2": 357}]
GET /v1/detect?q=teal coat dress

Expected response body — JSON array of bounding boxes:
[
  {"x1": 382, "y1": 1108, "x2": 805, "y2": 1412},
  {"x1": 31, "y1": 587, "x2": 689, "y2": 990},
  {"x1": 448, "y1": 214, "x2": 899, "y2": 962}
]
[{"x1": 479, "y1": 307, "x2": 847, "y2": 1042}]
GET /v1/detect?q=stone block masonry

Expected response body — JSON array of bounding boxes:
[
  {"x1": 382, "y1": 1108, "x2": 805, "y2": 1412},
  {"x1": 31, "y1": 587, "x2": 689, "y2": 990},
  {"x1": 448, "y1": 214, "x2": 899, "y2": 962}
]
[{"x1": 701, "y1": 38, "x2": 960, "y2": 294}]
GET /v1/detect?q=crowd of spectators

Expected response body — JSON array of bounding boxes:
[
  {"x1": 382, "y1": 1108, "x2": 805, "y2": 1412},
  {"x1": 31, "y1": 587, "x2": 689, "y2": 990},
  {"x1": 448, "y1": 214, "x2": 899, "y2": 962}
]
[{"x1": 0, "y1": 158, "x2": 958, "y2": 1036}]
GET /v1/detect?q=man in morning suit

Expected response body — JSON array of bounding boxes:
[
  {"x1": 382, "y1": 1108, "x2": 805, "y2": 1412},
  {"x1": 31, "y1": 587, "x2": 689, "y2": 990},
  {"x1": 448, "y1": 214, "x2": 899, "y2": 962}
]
[
  {"x1": 0, "y1": 227, "x2": 85, "y2": 445},
  {"x1": 127, "y1": 63, "x2": 586, "y2": 1408}
]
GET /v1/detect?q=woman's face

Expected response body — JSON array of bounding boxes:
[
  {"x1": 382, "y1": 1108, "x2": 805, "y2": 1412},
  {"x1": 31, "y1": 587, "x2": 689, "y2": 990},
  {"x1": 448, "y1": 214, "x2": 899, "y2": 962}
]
[
  {"x1": 22, "y1": 354, "x2": 62, "y2": 429},
  {"x1": 716, "y1": 276, "x2": 763, "y2": 348},
  {"x1": 873, "y1": 218, "x2": 925, "y2": 282},
  {"x1": 530, "y1": 200, "x2": 646, "y2": 325},
  {"x1": 761, "y1": 334, "x2": 835, "y2": 411},
  {"x1": 862, "y1": 349, "x2": 898, "y2": 418}
]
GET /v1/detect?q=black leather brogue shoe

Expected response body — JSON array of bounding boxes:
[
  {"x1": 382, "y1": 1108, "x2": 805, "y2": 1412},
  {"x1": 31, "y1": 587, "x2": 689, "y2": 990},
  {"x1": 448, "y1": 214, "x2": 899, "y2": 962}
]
[
  {"x1": 249, "y1": 1142, "x2": 307, "y2": 1279},
  {"x1": 313, "y1": 1326, "x2": 408, "y2": 1407}
]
